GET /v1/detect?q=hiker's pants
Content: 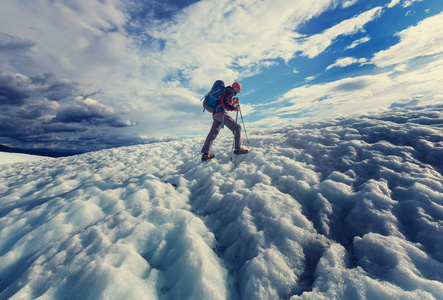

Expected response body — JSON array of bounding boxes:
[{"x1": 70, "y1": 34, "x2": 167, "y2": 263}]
[{"x1": 201, "y1": 112, "x2": 241, "y2": 154}]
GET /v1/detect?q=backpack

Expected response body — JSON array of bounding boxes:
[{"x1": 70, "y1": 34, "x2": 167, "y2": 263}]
[{"x1": 202, "y1": 80, "x2": 225, "y2": 113}]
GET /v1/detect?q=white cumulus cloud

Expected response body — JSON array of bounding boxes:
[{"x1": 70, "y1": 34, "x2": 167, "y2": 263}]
[
  {"x1": 295, "y1": 7, "x2": 383, "y2": 59},
  {"x1": 326, "y1": 57, "x2": 368, "y2": 70},
  {"x1": 371, "y1": 11, "x2": 443, "y2": 68},
  {"x1": 346, "y1": 35, "x2": 371, "y2": 49}
]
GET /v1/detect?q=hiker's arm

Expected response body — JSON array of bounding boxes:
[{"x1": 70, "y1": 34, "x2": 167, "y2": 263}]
[{"x1": 222, "y1": 89, "x2": 237, "y2": 110}]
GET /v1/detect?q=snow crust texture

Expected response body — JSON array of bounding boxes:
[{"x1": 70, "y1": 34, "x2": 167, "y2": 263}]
[
  {"x1": 0, "y1": 109, "x2": 443, "y2": 299},
  {"x1": 0, "y1": 152, "x2": 48, "y2": 165}
]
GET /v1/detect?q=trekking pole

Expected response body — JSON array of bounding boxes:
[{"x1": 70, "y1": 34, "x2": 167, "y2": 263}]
[
  {"x1": 230, "y1": 110, "x2": 239, "y2": 162},
  {"x1": 239, "y1": 108, "x2": 250, "y2": 146}
]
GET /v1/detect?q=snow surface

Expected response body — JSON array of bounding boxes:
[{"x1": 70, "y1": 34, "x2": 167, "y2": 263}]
[
  {"x1": 0, "y1": 152, "x2": 49, "y2": 165},
  {"x1": 1, "y1": 108, "x2": 443, "y2": 300}
]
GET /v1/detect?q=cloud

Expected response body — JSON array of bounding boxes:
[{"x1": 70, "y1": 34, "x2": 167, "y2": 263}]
[
  {"x1": 342, "y1": 0, "x2": 359, "y2": 8},
  {"x1": 276, "y1": 74, "x2": 388, "y2": 114},
  {"x1": 0, "y1": 33, "x2": 38, "y2": 74},
  {"x1": 295, "y1": 7, "x2": 383, "y2": 58},
  {"x1": 0, "y1": 73, "x2": 31, "y2": 105},
  {"x1": 389, "y1": 98, "x2": 420, "y2": 109},
  {"x1": 54, "y1": 97, "x2": 134, "y2": 128},
  {"x1": 0, "y1": 0, "x2": 141, "y2": 96},
  {"x1": 0, "y1": 72, "x2": 76, "y2": 105},
  {"x1": 387, "y1": 0, "x2": 401, "y2": 8},
  {"x1": 0, "y1": 33, "x2": 35, "y2": 53},
  {"x1": 32, "y1": 73, "x2": 78, "y2": 101},
  {"x1": 270, "y1": 52, "x2": 443, "y2": 122},
  {"x1": 144, "y1": 0, "x2": 340, "y2": 87},
  {"x1": 305, "y1": 75, "x2": 317, "y2": 82},
  {"x1": 259, "y1": 11, "x2": 443, "y2": 127},
  {"x1": 345, "y1": 35, "x2": 371, "y2": 49},
  {"x1": 0, "y1": 71, "x2": 136, "y2": 150},
  {"x1": 371, "y1": 12, "x2": 443, "y2": 68},
  {"x1": 401, "y1": 0, "x2": 423, "y2": 8},
  {"x1": 387, "y1": 0, "x2": 422, "y2": 8},
  {"x1": 333, "y1": 78, "x2": 369, "y2": 92},
  {"x1": 246, "y1": 116, "x2": 295, "y2": 129},
  {"x1": 326, "y1": 57, "x2": 368, "y2": 70},
  {"x1": 0, "y1": 0, "x2": 152, "y2": 150}
]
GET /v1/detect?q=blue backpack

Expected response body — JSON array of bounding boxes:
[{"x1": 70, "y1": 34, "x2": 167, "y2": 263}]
[{"x1": 202, "y1": 80, "x2": 225, "y2": 113}]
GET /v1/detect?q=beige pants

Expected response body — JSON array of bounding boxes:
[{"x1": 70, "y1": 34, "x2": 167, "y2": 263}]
[{"x1": 201, "y1": 112, "x2": 241, "y2": 153}]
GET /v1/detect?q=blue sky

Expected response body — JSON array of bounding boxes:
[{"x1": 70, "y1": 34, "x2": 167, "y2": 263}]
[{"x1": 1, "y1": 0, "x2": 442, "y2": 151}]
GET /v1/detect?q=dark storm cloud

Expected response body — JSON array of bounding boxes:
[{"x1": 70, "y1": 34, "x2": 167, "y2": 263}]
[
  {"x1": 43, "y1": 122, "x2": 88, "y2": 133},
  {"x1": 0, "y1": 71, "x2": 127, "y2": 128},
  {"x1": 0, "y1": 73, "x2": 31, "y2": 105},
  {"x1": 54, "y1": 98, "x2": 132, "y2": 128},
  {"x1": 0, "y1": 114, "x2": 43, "y2": 139},
  {"x1": 0, "y1": 72, "x2": 77, "y2": 105},
  {"x1": 30, "y1": 73, "x2": 77, "y2": 101},
  {"x1": 0, "y1": 32, "x2": 135, "y2": 151},
  {"x1": 0, "y1": 71, "x2": 137, "y2": 151},
  {"x1": 0, "y1": 33, "x2": 35, "y2": 53}
]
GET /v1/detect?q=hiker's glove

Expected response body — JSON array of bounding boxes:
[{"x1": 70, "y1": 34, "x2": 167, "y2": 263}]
[{"x1": 233, "y1": 97, "x2": 239, "y2": 105}]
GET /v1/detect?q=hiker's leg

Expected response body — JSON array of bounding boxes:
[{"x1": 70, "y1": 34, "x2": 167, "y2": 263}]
[
  {"x1": 201, "y1": 115, "x2": 223, "y2": 153},
  {"x1": 223, "y1": 114, "x2": 242, "y2": 149}
]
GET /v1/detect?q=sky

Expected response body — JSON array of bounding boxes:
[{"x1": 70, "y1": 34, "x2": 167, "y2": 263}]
[{"x1": 1, "y1": 0, "x2": 443, "y2": 152}]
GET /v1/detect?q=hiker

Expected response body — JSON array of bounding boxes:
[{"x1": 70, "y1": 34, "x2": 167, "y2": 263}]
[{"x1": 201, "y1": 82, "x2": 248, "y2": 161}]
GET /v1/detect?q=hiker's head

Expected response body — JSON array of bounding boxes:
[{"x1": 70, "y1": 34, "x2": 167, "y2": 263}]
[{"x1": 232, "y1": 82, "x2": 241, "y2": 93}]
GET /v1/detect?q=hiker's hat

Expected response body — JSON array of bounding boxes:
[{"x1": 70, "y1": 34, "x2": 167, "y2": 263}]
[{"x1": 232, "y1": 82, "x2": 241, "y2": 89}]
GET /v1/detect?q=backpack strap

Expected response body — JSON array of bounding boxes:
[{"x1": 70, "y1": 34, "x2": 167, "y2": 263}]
[
  {"x1": 219, "y1": 91, "x2": 231, "y2": 111},
  {"x1": 216, "y1": 91, "x2": 226, "y2": 112}
]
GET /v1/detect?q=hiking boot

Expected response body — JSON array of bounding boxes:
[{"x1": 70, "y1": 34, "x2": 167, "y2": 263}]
[
  {"x1": 234, "y1": 148, "x2": 248, "y2": 155},
  {"x1": 202, "y1": 153, "x2": 215, "y2": 161}
]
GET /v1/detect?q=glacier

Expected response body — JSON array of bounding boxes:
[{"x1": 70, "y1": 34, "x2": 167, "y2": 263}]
[{"x1": 0, "y1": 108, "x2": 442, "y2": 299}]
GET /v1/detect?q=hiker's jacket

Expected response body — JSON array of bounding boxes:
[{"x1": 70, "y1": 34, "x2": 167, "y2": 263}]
[{"x1": 216, "y1": 86, "x2": 237, "y2": 113}]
